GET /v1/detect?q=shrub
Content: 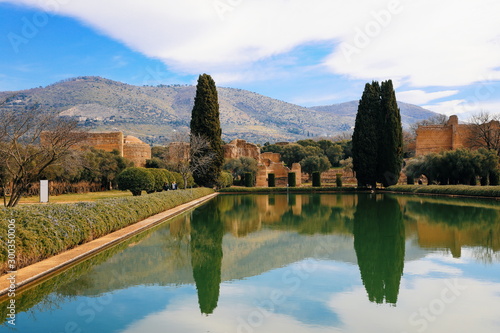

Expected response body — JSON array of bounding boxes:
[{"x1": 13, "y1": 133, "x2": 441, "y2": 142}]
[
  {"x1": 116, "y1": 167, "x2": 155, "y2": 196},
  {"x1": 217, "y1": 171, "x2": 233, "y2": 188},
  {"x1": 407, "y1": 176, "x2": 414, "y2": 185},
  {"x1": 489, "y1": 170, "x2": 500, "y2": 186},
  {"x1": 0, "y1": 188, "x2": 214, "y2": 274},
  {"x1": 146, "y1": 168, "x2": 169, "y2": 193},
  {"x1": 288, "y1": 172, "x2": 296, "y2": 187},
  {"x1": 268, "y1": 173, "x2": 275, "y2": 187},
  {"x1": 244, "y1": 172, "x2": 254, "y2": 187},
  {"x1": 336, "y1": 173, "x2": 343, "y2": 188},
  {"x1": 312, "y1": 172, "x2": 321, "y2": 187}
]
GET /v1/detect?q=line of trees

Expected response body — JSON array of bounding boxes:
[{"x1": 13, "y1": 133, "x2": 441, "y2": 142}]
[
  {"x1": 405, "y1": 148, "x2": 500, "y2": 185},
  {"x1": 352, "y1": 80, "x2": 403, "y2": 188}
]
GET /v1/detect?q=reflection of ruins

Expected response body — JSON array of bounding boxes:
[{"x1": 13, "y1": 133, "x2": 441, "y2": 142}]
[
  {"x1": 399, "y1": 196, "x2": 500, "y2": 259},
  {"x1": 28, "y1": 194, "x2": 500, "y2": 308}
]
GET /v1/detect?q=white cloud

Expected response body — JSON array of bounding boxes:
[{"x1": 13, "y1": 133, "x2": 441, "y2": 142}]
[
  {"x1": 423, "y1": 99, "x2": 500, "y2": 119},
  {"x1": 4, "y1": 0, "x2": 500, "y2": 89},
  {"x1": 397, "y1": 90, "x2": 459, "y2": 105}
]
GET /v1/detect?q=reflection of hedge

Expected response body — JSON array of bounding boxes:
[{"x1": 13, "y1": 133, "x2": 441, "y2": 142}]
[
  {"x1": 0, "y1": 188, "x2": 214, "y2": 274},
  {"x1": 219, "y1": 187, "x2": 361, "y2": 193},
  {"x1": 387, "y1": 185, "x2": 500, "y2": 197},
  {"x1": 0, "y1": 230, "x2": 146, "y2": 324}
]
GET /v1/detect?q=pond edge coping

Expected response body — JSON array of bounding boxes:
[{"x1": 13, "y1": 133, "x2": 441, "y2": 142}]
[{"x1": 0, "y1": 192, "x2": 219, "y2": 297}]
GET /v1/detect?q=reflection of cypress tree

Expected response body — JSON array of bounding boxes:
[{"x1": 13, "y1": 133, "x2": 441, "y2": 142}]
[
  {"x1": 190, "y1": 200, "x2": 224, "y2": 315},
  {"x1": 353, "y1": 195, "x2": 405, "y2": 304}
]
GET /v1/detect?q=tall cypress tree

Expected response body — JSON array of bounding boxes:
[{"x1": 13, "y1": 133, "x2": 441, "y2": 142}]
[
  {"x1": 190, "y1": 74, "x2": 224, "y2": 187},
  {"x1": 378, "y1": 80, "x2": 403, "y2": 187},
  {"x1": 352, "y1": 82, "x2": 380, "y2": 188}
]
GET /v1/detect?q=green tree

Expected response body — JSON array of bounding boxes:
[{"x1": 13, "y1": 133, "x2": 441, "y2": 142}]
[
  {"x1": 116, "y1": 167, "x2": 154, "y2": 196},
  {"x1": 223, "y1": 157, "x2": 258, "y2": 184},
  {"x1": 281, "y1": 144, "x2": 308, "y2": 167},
  {"x1": 300, "y1": 156, "x2": 331, "y2": 177},
  {"x1": 352, "y1": 82, "x2": 380, "y2": 187},
  {"x1": 190, "y1": 74, "x2": 224, "y2": 187},
  {"x1": 378, "y1": 80, "x2": 403, "y2": 187}
]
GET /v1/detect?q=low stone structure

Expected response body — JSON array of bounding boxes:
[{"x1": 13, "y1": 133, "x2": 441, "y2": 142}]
[
  {"x1": 42, "y1": 131, "x2": 151, "y2": 167},
  {"x1": 224, "y1": 139, "x2": 260, "y2": 160},
  {"x1": 255, "y1": 152, "x2": 302, "y2": 187}
]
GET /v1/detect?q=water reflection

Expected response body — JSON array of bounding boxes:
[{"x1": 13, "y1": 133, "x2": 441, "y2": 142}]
[
  {"x1": 190, "y1": 200, "x2": 223, "y2": 315},
  {"x1": 353, "y1": 195, "x2": 405, "y2": 304},
  {"x1": 2, "y1": 193, "x2": 500, "y2": 332}
]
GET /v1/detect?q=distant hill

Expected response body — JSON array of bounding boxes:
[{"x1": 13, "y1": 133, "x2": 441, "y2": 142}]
[
  {"x1": 0, "y1": 76, "x2": 440, "y2": 144},
  {"x1": 309, "y1": 101, "x2": 439, "y2": 129}
]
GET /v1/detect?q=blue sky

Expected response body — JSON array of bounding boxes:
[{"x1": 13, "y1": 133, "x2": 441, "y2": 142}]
[{"x1": 1, "y1": 0, "x2": 500, "y2": 119}]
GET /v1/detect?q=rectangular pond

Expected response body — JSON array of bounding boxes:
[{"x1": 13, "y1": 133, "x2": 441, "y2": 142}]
[{"x1": 1, "y1": 193, "x2": 500, "y2": 333}]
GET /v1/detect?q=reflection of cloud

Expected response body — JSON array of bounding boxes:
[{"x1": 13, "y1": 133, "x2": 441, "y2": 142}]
[
  {"x1": 404, "y1": 259, "x2": 463, "y2": 276},
  {"x1": 121, "y1": 288, "x2": 341, "y2": 333},
  {"x1": 329, "y1": 277, "x2": 500, "y2": 333}
]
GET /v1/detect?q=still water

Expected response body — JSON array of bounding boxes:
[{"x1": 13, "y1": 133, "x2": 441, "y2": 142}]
[{"x1": 1, "y1": 193, "x2": 500, "y2": 333}]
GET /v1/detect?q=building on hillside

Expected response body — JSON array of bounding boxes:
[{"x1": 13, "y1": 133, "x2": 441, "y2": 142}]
[
  {"x1": 41, "y1": 131, "x2": 151, "y2": 167},
  {"x1": 415, "y1": 115, "x2": 472, "y2": 156}
]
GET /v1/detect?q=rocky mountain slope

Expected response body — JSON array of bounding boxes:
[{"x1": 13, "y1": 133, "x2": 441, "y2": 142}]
[{"x1": 0, "y1": 76, "x2": 439, "y2": 144}]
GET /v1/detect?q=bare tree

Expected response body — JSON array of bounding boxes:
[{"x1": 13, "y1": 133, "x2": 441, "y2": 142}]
[
  {"x1": 466, "y1": 111, "x2": 500, "y2": 155},
  {"x1": 162, "y1": 131, "x2": 215, "y2": 188},
  {"x1": 0, "y1": 97, "x2": 88, "y2": 206},
  {"x1": 410, "y1": 114, "x2": 448, "y2": 135}
]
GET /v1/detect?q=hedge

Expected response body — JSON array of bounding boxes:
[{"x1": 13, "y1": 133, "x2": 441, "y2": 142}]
[
  {"x1": 0, "y1": 188, "x2": 214, "y2": 274},
  {"x1": 312, "y1": 172, "x2": 321, "y2": 187},
  {"x1": 386, "y1": 185, "x2": 500, "y2": 198},
  {"x1": 288, "y1": 172, "x2": 296, "y2": 187}
]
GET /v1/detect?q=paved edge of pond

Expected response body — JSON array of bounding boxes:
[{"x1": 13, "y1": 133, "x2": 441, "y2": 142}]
[{"x1": 0, "y1": 192, "x2": 219, "y2": 297}]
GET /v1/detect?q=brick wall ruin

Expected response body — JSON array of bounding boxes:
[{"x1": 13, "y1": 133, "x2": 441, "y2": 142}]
[
  {"x1": 415, "y1": 115, "x2": 473, "y2": 156},
  {"x1": 46, "y1": 131, "x2": 151, "y2": 167}
]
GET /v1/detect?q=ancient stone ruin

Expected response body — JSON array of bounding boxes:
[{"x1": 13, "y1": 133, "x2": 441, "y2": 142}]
[
  {"x1": 223, "y1": 139, "x2": 301, "y2": 187},
  {"x1": 42, "y1": 131, "x2": 152, "y2": 167}
]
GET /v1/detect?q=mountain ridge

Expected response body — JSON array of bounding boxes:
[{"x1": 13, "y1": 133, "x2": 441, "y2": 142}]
[{"x1": 0, "y1": 76, "x2": 440, "y2": 144}]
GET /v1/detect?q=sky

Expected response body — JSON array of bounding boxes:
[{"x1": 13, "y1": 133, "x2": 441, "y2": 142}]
[{"x1": 1, "y1": 0, "x2": 500, "y2": 120}]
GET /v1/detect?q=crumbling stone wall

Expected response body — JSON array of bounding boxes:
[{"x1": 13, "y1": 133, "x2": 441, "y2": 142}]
[
  {"x1": 51, "y1": 131, "x2": 151, "y2": 167},
  {"x1": 415, "y1": 115, "x2": 472, "y2": 156},
  {"x1": 223, "y1": 139, "x2": 260, "y2": 160}
]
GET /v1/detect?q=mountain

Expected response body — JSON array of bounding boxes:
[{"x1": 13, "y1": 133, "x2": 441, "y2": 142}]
[
  {"x1": 0, "y1": 76, "x2": 440, "y2": 144},
  {"x1": 309, "y1": 101, "x2": 439, "y2": 129}
]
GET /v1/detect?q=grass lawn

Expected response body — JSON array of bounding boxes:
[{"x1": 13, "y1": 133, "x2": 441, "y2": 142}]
[{"x1": 14, "y1": 190, "x2": 134, "y2": 204}]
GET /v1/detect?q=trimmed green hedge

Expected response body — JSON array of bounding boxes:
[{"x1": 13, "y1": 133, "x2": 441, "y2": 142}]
[
  {"x1": 0, "y1": 188, "x2": 214, "y2": 274},
  {"x1": 387, "y1": 185, "x2": 500, "y2": 197},
  {"x1": 312, "y1": 172, "x2": 321, "y2": 187}
]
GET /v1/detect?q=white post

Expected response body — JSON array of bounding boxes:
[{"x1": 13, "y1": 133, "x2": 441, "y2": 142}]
[{"x1": 40, "y1": 180, "x2": 49, "y2": 203}]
